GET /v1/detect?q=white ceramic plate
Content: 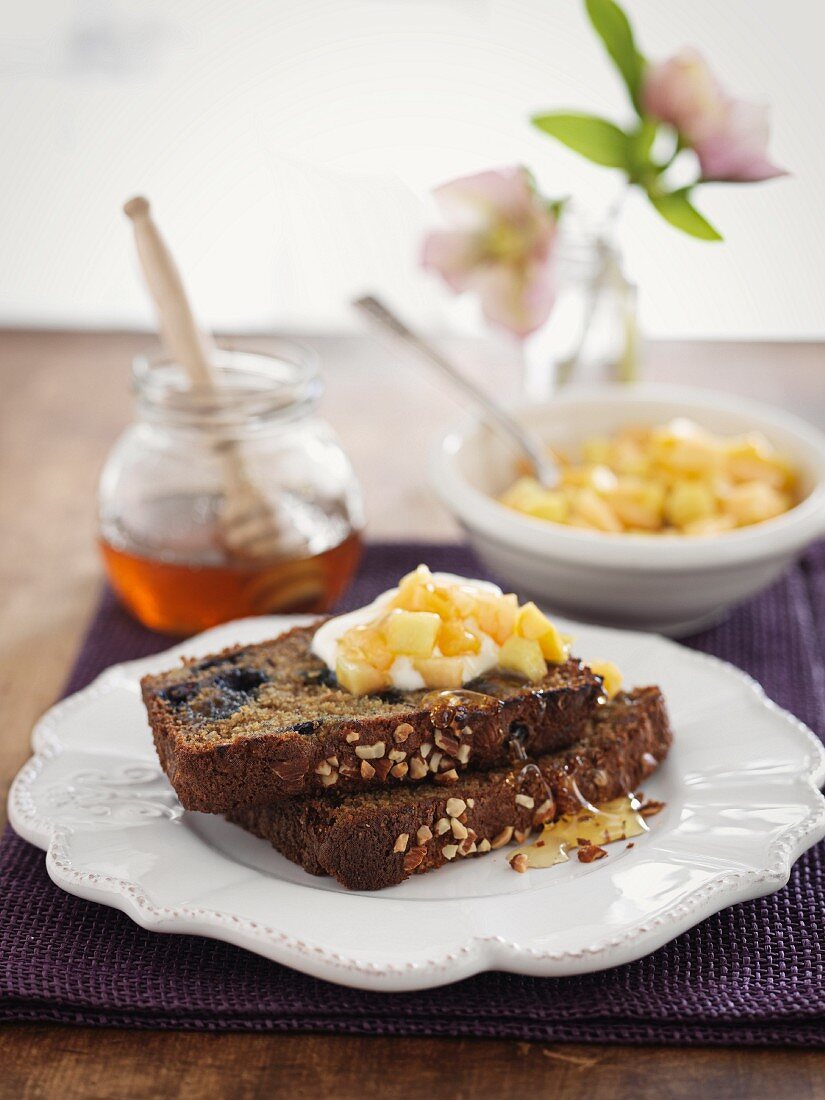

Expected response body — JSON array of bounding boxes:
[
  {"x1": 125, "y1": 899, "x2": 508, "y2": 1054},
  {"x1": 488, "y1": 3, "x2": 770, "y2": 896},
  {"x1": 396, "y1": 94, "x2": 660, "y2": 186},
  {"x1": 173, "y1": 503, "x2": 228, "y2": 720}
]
[{"x1": 9, "y1": 615, "x2": 825, "y2": 992}]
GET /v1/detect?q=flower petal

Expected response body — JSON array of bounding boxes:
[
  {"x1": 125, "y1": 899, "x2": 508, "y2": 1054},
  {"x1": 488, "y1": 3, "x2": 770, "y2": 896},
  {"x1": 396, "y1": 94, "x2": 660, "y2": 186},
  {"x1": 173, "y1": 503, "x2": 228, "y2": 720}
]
[
  {"x1": 433, "y1": 167, "x2": 535, "y2": 228},
  {"x1": 696, "y1": 102, "x2": 787, "y2": 181},
  {"x1": 421, "y1": 230, "x2": 481, "y2": 291},
  {"x1": 470, "y1": 258, "x2": 556, "y2": 338}
]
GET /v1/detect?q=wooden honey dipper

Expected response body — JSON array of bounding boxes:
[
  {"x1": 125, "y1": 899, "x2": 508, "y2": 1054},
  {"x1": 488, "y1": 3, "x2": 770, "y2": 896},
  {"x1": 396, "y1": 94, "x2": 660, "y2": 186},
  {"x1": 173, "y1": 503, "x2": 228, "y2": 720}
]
[{"x1": 124, "y1": 196, "x2": 324, "y2": 611}]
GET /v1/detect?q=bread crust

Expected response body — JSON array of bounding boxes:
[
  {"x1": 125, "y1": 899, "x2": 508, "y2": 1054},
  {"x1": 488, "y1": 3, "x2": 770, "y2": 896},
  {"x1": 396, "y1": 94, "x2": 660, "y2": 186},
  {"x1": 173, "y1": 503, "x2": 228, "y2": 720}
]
[
  {"x1": 227, "y1": 687, "x2": 672, "y2": 890},
  {"x1": 141, "y1": 623, "x2": 602, "y2": 812}
]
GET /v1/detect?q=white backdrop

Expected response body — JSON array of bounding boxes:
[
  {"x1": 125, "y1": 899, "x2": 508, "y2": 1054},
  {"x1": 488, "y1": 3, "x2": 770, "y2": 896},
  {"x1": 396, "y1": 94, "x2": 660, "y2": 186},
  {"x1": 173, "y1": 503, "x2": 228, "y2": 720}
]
[{"x1": 1, "y1": 0, "x2": 822, "y2": 337}]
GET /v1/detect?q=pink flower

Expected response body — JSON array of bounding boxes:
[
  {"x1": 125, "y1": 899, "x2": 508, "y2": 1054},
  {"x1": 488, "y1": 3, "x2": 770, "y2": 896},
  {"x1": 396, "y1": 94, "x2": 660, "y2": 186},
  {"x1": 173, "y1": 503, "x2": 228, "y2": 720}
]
[
  {"x1": 642, "y1": 49, "x2": 786, "y2": 183},
  {"x1": 421, "y1": 167, "x2": 558, "y2": 338}
]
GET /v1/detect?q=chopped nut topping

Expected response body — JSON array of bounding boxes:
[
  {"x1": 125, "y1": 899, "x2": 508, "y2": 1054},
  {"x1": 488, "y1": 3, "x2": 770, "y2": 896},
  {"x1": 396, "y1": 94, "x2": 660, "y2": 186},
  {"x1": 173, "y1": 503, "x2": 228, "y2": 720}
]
[
  {"x1": 319, "y1": 771, "x2": 338, "y2": 787},
  {"x1": 515, "y1": 793, "x2": 535, "y2": 809},
  {"x1": 477, "y1": 838, "x2": 491, "y2": 853},
  {"x1": 420, "y1": 742, "x2": 433, "y2": 759},
  {"x1": 360, "y1": 760, "x2": 376, "y2": 780},
  {"x1": 456, "y1": 744, "x2": 471, "y2": 764},
  {"x1": 446, "y1": 798, "x2": 467, "y2": 818},
  {"x1": 388, "y1": 749, "x2": 407, "y2": 762},
  {"x1": 314, "y1": 761, "x2": 332, "y2": 776},
  {"x1": 435, "y1": 769, "x2": 459, "y2": 784},
  {"x1": 428, "y1": 751, "x2": 442, "y2": 773},
  {"x1": 513, "y1": 828, "x2": 530, "y2": 844},
  {"x1": 461, "y1": 726, "x2": 473, "y2": 737},
  {"x1": 442, "y1": 844, "x2": 459, "y2": 861},
  {"x1": 577, "y1": 843, "x2": 608, "y2": 863},
  {"x1": 355, "y1": 742, "x2": 386, "y2": 760},
  {"x1": 460, "y1": 839, "x2": 477, "y2": 856},
  {"x1": 434, "y1": 730, "x2": 460, "y2": 756},
  {"x1": 435, "y1": 817, "x2": 450, "y2": 836},
  {"x1": 466, "y1": 798, "x2": 475, "y2": 808},
  {"x1": 345, "y1": 731, "x2": 360, "y2": 743},
  {"x1": 639, "y1": 799, "x2": 666, "y2": 818},
  {"x1": 390, "y1": 762, "x2": 408, "y2": 779},
  {"x1": 409, "y1": 757, "x2": 428, "y2": 780},
  {"x1": 403, "y1": 845, "x2": 427, "y2": 872},
  {"x1": 416, "y1": 825, "x2": 433, "y2": 845},
  {"x1": 393, "y1": 833, "x2": 409, "y2": 853},
  {"x1": 509, "y1": 853, "x2": 529, "y2": 874},
  {"x1": 450, "y1": 819, "x2": 468, "y2": 840},
  {"x1": 394, "y1": 722, "x2": 414, "y2": 743},
  {"x1": 373, "y1": 758, "x2": 392, "y2": 781},
  {"x1": 534, "y1": 798, "x2": 554, "y2": 824},
  {"x1": 490, "y1": 825, "x2": 515, "y2": 850}
]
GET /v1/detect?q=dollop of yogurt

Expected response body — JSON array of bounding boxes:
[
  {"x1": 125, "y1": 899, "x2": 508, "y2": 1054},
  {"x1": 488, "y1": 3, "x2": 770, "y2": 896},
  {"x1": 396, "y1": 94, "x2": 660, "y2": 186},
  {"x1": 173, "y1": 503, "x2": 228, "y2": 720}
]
[{"x1": 311, "y1": 572, "x2": 503, "y2": 691}]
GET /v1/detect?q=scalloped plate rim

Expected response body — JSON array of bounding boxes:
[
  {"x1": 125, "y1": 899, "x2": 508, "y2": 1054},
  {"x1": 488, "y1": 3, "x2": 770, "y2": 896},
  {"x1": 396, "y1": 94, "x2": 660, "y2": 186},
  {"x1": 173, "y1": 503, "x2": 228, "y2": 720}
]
[{"x1": 8, "y1": 614, "x2": 825, "y2": 992}]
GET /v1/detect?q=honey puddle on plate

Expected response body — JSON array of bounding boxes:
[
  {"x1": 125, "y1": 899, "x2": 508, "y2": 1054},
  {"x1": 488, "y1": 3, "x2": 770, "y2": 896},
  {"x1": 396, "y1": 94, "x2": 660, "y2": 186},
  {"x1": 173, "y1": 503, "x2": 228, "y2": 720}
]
[{"x1": 512, "y1": 792, "x2": 649, "y2": 869}]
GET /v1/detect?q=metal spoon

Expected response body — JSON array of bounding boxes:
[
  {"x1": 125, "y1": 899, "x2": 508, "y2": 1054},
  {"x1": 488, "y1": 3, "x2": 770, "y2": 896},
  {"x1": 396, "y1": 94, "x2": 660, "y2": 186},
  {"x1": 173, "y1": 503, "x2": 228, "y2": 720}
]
[{"x1": 352, "y1": 295, "x2": 558, "y2": 489}]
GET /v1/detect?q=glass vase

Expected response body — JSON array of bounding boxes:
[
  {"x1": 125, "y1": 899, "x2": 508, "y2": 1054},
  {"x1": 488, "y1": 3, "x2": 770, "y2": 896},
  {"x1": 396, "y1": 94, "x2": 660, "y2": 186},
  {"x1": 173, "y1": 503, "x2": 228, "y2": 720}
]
[{"x1": 522, "y1": 214, "x2": 640, "y2": 401}]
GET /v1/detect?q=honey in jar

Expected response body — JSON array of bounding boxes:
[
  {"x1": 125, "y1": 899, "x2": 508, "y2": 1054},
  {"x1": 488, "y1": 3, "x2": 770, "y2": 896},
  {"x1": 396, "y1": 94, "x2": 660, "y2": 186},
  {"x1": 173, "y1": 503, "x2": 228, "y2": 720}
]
[{"x1": 98, "y1": 343, "x2": 364, "y2": 635}]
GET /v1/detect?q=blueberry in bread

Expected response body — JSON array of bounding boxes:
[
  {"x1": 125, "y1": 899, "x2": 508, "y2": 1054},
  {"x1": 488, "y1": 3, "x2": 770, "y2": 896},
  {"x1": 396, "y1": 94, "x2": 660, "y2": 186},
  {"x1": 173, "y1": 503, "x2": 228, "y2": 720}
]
[
  {"x1": 227, "y1": 687, "x2": 672, "y2": 891},
  {"x1": 141, "y1": 623, "x2": 603, "y2": 812}
]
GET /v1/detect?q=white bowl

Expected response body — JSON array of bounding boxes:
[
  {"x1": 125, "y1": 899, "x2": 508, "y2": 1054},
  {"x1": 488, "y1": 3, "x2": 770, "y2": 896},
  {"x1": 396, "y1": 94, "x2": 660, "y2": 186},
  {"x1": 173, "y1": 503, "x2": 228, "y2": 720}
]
[{"x1": 431, "y1": 383, "x2": 825, "y2": 636}]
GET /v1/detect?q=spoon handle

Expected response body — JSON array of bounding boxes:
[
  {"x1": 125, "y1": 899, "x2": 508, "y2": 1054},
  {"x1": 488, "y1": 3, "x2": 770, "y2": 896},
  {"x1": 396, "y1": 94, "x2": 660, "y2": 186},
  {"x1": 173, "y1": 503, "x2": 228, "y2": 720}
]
[
  {"x1": 353, "y1": 295, "x2": 557, "y2": 489},
  {"x1": 123, "y1": 196, "x2": 215, "y2": 387}
]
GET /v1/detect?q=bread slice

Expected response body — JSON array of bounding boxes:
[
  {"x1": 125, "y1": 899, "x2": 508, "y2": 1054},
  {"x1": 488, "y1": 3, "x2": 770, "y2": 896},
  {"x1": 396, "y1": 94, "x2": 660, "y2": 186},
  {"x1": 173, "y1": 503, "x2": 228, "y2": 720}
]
[
  {"x1": 227, "y1": 687, "x2": 671, "y2": 890},
  {"x1": 141, "y1": 623, "x2": 602, "y2": 812}
]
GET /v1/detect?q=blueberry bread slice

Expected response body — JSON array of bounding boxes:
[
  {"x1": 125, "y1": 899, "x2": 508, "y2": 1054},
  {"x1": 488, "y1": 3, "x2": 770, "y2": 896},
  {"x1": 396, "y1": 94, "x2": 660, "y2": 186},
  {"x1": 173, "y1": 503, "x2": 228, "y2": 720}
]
[
  {"x1": 227, "y1": 687, "x2": 672, "y2": 890},
  {"x1": 141, "y1": 623, "x2": 603, "y2": 812}
]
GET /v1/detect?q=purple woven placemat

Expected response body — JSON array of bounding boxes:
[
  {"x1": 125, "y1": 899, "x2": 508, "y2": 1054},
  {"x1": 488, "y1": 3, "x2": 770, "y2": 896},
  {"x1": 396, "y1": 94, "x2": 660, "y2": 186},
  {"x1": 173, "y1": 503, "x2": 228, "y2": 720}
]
[{"x1": 3, "y1": 541, "x2": 825, "y2": 1045}]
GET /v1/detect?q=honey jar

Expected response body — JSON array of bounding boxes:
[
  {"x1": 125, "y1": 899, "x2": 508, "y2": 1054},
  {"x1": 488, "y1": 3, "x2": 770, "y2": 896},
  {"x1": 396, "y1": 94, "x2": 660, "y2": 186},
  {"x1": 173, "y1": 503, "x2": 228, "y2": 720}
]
[{"x1": 98, "y1": 342, "x2": 363, "y2": 635}]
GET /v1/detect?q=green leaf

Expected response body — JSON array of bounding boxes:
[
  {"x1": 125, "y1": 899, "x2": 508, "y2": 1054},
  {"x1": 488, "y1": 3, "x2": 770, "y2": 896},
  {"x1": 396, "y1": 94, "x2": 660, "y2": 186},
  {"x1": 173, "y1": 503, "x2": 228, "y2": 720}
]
[
  {"x1": 585, "y1": 0, "x2": 645, "y2": 111},
  {"x1": 649, "y1": 189, "x2": 723, "y2": 241},
  {"x1": 531, "y1": 113, "x2": 632, "y2": 169}
]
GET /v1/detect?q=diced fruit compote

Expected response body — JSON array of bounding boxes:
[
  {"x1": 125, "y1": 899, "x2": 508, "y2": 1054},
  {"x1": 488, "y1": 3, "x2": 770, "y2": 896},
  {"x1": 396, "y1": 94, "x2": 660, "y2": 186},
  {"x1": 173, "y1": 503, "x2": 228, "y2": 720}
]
[
  {"x1": 333, "y1": 565, "x2": 574, "y2": 695},
  {"x1": 385, "y1": 610, "x2": 441, "y2": 657},
  {"x1": 590, "y1": 660, "x2": 623, "y2": 700},
  {"x1": 500, "y1": 419, "x2": 798, "y2": 536}
]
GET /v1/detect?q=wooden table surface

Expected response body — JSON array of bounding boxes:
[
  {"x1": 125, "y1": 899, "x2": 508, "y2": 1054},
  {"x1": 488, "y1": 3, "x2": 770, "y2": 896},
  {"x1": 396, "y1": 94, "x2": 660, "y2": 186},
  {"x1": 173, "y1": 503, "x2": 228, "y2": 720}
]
[{"x1": 2, "y1": 330, "x2": 824, "y2": 1098}]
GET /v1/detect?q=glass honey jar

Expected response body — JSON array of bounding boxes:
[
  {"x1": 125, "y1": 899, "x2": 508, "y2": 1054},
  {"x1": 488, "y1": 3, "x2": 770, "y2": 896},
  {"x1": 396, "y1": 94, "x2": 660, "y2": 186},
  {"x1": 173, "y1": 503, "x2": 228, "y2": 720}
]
[{"x1": 98, "y1": 342, "x2": 364, "y2": 635}]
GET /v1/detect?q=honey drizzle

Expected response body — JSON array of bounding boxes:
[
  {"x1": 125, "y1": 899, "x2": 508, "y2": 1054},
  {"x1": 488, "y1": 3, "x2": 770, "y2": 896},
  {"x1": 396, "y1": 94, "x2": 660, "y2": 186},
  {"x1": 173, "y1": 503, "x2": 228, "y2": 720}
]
[
  {"x1": 507, "y1": 726, "x2": 648, "y2": 870},
  {"x1": 419, "y1": 689, "x2": 649, "y2": 873},
  {"x1": 511, "y1": 790, "x2": 649, "y2": 869}
]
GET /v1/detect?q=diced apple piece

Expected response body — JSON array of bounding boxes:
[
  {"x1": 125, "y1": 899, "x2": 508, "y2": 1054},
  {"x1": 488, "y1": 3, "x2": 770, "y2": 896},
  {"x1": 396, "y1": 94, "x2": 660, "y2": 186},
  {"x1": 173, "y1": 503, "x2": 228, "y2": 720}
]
[
  {"x1": 590, "y1": 660, "x2": 622, "y2": 700},
  {"x1": 651, "y1": 420, "x2": 722, "y2": 477},
  {"x1": 501, "y1": 478, "x2": 570, "y2": 523},
  {"x1": 683, "y1": 514, "x2": 737, "y2": 536},
  {"x1": 414, "y1": 657, "x2": 464, "y2": 689},
  {"x1": 572, "y1": 488, "x2": 623, "y2": 533},
  {"x1": 515, "y1": 601, "x2": 553, "y2": 641},
  {"x1": 450, "y1": 586, "x2": 478, "y2": 618},
  {"x1": 473, "y1": 594, "x2": 499, "y2": 637},
  {"x1": 726, "y1": 482, "x2": 790, "y2": 526},
  {"x1": 438, "y1": 620, "x2": 481, "y2": 657},
  {"x1": 664, "y1": 480, "x2": 715, "y2": 528},
  {"x1": 608, "y1": 477, "x2": 665, "y2": 530},
  {"x1": 725, "y1": 434, "x2": 793, "y2": 490},
  {"x1": 385, "y1": 609, "x2": 440, "y2": 657},
  {"x1": 492, "y1": 593, "x2": 519, "y2": 644},
  {"x1": 340, "y1": 623, "x2": 394, "y2": 671},
  {"x1": 497, "y1": 636, "x2": 547, "y2": 682},
  {"x1": 581, "y1": 435, "x2": 612, "y2": 465},
  {"x1": 537, "y1": 623, "x2": 569, "y2": 664},
  {"x1": 336, "y1": 656, "x2": 386, "y2": 696}
]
